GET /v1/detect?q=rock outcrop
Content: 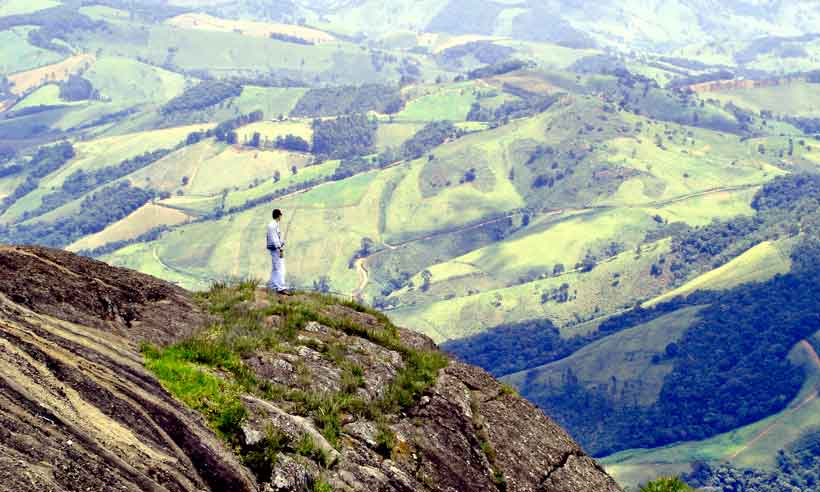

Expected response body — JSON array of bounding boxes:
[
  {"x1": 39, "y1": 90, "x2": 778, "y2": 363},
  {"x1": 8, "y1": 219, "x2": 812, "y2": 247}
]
[{"x1": 0, "y1": 245, "x2": 620, "y2": 492}]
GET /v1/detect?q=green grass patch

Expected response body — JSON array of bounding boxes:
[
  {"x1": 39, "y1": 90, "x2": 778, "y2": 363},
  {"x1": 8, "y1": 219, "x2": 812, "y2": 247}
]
[
  {"x1": 142, "y1": 343, "x2": 247, "y2": 443},
  {"x1": 142, "y1": 280, "x2": 448, "y2": 479}
]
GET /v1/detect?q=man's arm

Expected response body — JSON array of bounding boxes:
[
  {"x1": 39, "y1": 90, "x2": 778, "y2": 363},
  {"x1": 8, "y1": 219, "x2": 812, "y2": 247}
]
[{"x1": 267, "y1": 222, "x2": 284, "y2": 250}]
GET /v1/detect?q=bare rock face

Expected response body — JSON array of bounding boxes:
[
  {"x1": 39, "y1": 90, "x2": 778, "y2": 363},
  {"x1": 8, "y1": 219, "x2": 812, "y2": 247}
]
[
  {"x1": 0, "y1": 246, "x2": 255, "y2": 492},
  {"x1": 0, "y1": 245, "x2": 621, "y2": 492}
]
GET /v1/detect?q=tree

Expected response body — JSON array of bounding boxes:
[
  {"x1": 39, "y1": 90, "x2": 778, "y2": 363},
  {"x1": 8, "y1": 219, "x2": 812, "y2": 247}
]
[
  {"x1": 639, "y1": 477, "x2": 691, "y2": 492},
  {"x1": 226, "y1": 131, "x2": 238, "y2": 145},
  {"x1": 250, "y1": 132, "x2": 262, "y2": 148},
  {"x1": 421, "y1": 270, "x2": 433, "y2": 292}
]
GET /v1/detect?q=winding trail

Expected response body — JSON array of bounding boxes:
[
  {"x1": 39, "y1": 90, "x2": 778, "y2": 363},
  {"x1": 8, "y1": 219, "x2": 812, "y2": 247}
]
[
  {"x1": 726, "y1": 340, "x2": 820, "y2": 461},
  {"x1": 353, "y1": 258, "x2": 369, "y2": 301}
]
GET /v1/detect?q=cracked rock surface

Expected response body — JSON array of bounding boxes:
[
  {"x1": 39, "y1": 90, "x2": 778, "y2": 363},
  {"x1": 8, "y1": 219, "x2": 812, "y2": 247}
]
[{"x1": 0, "y1": 245, "x2": 620, "y2": 492}]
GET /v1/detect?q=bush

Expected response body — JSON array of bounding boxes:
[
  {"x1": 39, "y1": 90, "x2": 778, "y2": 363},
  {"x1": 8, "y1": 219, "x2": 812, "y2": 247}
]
[{"x1": 639, "y1": 477, "x2": 691, "y2": 492}]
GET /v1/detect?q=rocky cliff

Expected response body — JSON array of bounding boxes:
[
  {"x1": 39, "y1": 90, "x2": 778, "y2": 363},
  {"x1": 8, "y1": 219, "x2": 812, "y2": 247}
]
[{"x1": 0, "y1": 245, "x2": 620, "y2": 492}]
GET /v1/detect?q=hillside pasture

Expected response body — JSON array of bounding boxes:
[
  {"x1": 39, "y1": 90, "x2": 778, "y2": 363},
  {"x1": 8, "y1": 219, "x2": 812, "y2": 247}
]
[
  {"x1": 376, "y1": 122, "x2": 424, "y2": 150},
  {"x1": 0, "y1": 0, "x2": 59, "y2": 16},
  {"x1": 2, "y1": 124, "x2": 213, "y2": 224},
  {"x1": 233, "y1": 86, "x2": 308, "y2": 118},
  {"x1": 166, "y1": 13, "x2": 336, "y2": 44},
  {"x1": 83, "y1": 56, "x2": 187, "y2": 106},
  {"x1": 183, "y1": 146, "x2": 313, "y2": 196},
  {"x1": 234, "y1": 120, "x2": 312, "y2": 146},
  {"x1": 394, "y1": 82, "x2": 482, "y2": 122},
  {"x1": 706, "y1": 81, "x2": 820, "y2": 118},
  {"x1": 0, "y1": 27, "x2": 62, "y2": 74},
  {"x1": 68, "y1": 202, "x2": 191, "y2": 252},
  {"x1": 388, "y1": 238, "x2": 671, "y2": 342},
  {"x1": 8, "y1": 54, "x2": 95, "y2": 97},
  {"x1": 12, "y1": 84, "x2": 85, "y2": 110},
  {"x1": 105, "y1": 167, "x2": 391, "y2": 293},
  {"x1": 643, "y1": 238, "x2": 795, "y2": 308}
]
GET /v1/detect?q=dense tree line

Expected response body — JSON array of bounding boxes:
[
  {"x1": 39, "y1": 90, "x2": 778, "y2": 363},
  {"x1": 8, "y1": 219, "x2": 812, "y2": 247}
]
[
  {"x1": 269, "y1": 32, "x2": 312, "y2": 45},
  {"x1": 443, "y1": 319, "x2": 593, "y2": 377},
  {"x1": 59, "y1": 75, "x2": 96, "y2": 101},
  {"x1": 160, "y1": 80, "x2": 244, "y2": 115},
  {"x1": 70, "y1": 107, "x2": 138, "y2": 132},
  {"x1": 445, "y1": 291, "x2": 709, "y2": 379},
  {"x1": 522, "y1": 242, "x2": 820, "y2": 455},
  {"x1": 0, "y1": 142, "x2": 75, "y2": 215},
  {"x1": 274, "y1": 134, "x2": 310, "y2": 152},
  {"x1": 185, "y1": 111, "x2": 264, "y2": 145},
  {"x1": 291, "y1": 84, "x2": 403, "y2": 117},
  {"x1": 467, "y1": 59, "x2": 528, "y2": 80},
  {"x1": 0, "y1": 7, "x2": 107, "y2": 53},
  {"x1": 21, "y1": 149, "x2": 172, "y2": 222},
  {"x1": 1, "y1": 182, "x2": 153, "y2": 247},
  {"x1": 782, "y1": 116, "x2": 820, "y2": 134},
  {"x1": 79, "y1": 224, "x2": 171, "y2": 258},
  {"x1": 468, "y1": 93, "x2": 560, "y2": 123},
  {"x1": 667, "y1": 70, "x2": 735, "y2": 89},
  {"x1": 651, "y1": 173, "x2": 820, "y2": 282},
  {"x1": 0, "y1": 146, "x2": 16, "y2": 164},
  {"x1": 400, "y1": 121, "x2": 460, "y2": 160},
  {"x1": 438, "y1": 41, "x2": 515, "y2": 66},
  {"x1": 312, "y1": 114, "x2": 377, "y2": 160}
]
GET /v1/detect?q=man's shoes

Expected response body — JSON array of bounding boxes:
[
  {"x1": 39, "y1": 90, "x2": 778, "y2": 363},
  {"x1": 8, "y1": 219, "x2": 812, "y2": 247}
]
[{"x1": 276, "y1": 289, "x2": 292, "y2": 296}]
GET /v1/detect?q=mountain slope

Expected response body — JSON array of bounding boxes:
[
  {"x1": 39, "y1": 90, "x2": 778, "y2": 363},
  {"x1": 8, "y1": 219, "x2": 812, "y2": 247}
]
[
  {"x1": 0, "y1": 245, "x2": 620, "y2": 492},
  {"x1": 0, "y1": 245, "x2": 255, "y2": 491}
]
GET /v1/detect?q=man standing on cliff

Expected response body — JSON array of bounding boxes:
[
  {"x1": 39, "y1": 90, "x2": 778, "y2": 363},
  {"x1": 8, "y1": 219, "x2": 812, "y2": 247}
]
[{"x1": 267, "y1": 208, "x2": 289, "y2": 295}]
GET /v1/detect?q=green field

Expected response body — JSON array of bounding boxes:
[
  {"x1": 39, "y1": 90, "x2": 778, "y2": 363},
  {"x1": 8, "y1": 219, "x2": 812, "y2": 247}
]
[
  {"x1": 0, "y1": 0, "x2": 59, "y2": 16},
  {"x1": 104, "y1": 167, "x2": 389, "y2": 293},
  {"x1": 394, "y1": 82, "x2": 483, "y2": 122},
  {"x1": 84, "y1": 56, "x2": 187, "y2": 106},
  {"x1": 707, "y1": 81, "x2": 820, "y2": 118},
  {"x1": 12, "y1": 84, "x2": 86, "y2": 110},
  {"x1": 235, "y1": 86, "x2": 308, "y2": 118},
  {"x1": 0, "y1": 27, "x2": 62, "y2": 74},
  {"x1": 644, "y1": 238, "x2": 795, "y2": 307}
]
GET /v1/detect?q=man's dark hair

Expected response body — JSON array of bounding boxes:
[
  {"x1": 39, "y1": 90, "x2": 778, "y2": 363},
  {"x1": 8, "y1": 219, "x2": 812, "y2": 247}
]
[{"x1": 272, "y1": 209, "x2": 282, "y2": 219}]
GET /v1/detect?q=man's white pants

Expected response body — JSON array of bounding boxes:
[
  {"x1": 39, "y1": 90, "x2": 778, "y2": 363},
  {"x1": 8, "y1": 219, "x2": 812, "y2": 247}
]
[{"x1": 268, "y1": 250, "x2": 287, "y2": 291}]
